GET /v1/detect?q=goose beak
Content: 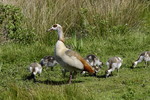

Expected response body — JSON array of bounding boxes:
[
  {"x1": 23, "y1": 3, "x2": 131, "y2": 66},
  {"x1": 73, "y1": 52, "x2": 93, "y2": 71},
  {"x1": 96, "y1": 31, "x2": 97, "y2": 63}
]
[{"x1": 47, "y1": 28, "x2": 53, "y2": 32}]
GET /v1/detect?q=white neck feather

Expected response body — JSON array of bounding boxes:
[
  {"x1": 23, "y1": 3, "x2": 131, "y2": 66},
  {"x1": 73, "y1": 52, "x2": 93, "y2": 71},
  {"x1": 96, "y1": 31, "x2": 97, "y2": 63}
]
[{"x1": 57, "y1": 28, "x2": 64, "y2": 42}]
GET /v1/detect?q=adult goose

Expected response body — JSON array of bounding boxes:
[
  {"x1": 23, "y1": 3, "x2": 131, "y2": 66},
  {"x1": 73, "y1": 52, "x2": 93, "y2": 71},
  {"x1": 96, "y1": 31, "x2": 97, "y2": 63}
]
[{"x1": 47, "y1": 24, "x2": 94, "y2": 84}]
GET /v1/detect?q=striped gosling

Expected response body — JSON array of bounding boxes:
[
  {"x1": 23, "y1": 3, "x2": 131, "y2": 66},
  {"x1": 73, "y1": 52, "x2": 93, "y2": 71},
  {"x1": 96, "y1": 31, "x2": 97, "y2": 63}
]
[
  {"x1": 83, "y1": 54, "x2": 103, "y2": 76},
  {"x1": 131, "y1": 51, "x2": 150, "y2": 68},
  {"x1": 105, "y1": 57, "x2": 123, "y2": 78},
  {"x1": 40, "y1": 56, "x2": 58, "y2": 71},
  {"x1": 28, "y1": 62, "x2": 42, "y2": 82}
]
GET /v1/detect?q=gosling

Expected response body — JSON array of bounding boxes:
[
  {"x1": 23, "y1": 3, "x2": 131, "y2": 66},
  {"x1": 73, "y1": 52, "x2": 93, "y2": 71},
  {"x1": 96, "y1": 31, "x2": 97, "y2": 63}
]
[
  {"x1": 40, "y1": 56, "x2": 58, "y2": 71},
  {"x1": 105, "y1": 57, "x2": 123, "y2": 78},
  {"x1": 28, "y1": 62, "x2": 42, "y2": 82},
  {"x1": 82, "y1": 54, "x2": 103, "y2": 76},
  {"x1": 131, "y1": 51, "x2": 150, "y2": 68}
]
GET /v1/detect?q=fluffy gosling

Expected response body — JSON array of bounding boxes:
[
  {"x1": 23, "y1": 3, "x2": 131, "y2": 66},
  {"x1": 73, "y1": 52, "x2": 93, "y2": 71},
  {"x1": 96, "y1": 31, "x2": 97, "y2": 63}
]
[
  {"x1": 131, "y1": 51, "x2": 150, "y2": 68},
  {"x1": 83, "y1": 54, "x2": 103, "y2": 76},
  {"x1": 28, "y1": 62, "x2": 42, "y2": 82},
  {"x1": 40, "y1": 56, "x2": 58, "y2": 71},
  {"x1": 105, "y1": 57, "x2": 123, "y2": 78}
]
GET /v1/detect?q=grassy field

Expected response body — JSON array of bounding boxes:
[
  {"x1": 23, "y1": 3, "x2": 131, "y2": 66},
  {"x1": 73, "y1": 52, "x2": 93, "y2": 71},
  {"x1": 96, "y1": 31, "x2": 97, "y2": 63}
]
[
  {"x1": 0, "y1": 32, "x2": 150, "y2": 100},
  {"x1": 0, "y1": 0, "x2": 150, "y2": 100}
]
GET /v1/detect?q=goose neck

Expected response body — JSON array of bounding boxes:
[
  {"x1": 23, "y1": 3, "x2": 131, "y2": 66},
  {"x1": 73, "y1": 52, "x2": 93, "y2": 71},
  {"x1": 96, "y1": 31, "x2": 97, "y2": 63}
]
[{"x1": 58, "y1": 28, "x2": 64, "y2": 42}]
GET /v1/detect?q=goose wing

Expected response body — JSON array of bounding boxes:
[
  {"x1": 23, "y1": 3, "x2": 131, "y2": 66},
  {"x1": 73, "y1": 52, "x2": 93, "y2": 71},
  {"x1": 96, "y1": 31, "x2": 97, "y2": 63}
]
[{"x1": 65, "y1": 50, "x2": 94, "y2": 73}]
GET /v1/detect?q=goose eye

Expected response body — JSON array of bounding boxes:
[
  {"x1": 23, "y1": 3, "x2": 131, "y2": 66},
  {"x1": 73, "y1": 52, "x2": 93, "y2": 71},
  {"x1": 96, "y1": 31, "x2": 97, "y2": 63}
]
[{"x1": 53, "y1": 24, "x2": 57, "y2": 27}]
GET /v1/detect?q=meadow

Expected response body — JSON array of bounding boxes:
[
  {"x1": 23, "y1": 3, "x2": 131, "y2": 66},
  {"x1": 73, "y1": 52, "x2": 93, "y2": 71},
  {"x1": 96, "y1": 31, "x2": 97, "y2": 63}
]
[{"x1": 0, "y1": 0, "x2": 150, "y2": 100}]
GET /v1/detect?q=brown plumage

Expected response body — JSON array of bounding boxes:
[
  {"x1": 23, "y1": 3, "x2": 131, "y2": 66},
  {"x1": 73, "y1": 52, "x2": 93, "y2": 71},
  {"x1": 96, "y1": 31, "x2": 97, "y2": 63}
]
[{"x1": 65, "y1": 50, "x2": 94, "y2": 73}]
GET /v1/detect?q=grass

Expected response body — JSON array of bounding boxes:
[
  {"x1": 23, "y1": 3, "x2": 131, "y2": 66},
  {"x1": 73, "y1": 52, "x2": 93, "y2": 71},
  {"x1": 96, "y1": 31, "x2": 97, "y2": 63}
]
[
  {"x1": 0, "y1": 0, "x2": 150, "y2": 99},
  {"x1": 0, "y1": 31, "x2": 150, "y2": 100},
  {"x1": 1, "y1": 0, "x2": 148, "y2": 38}
]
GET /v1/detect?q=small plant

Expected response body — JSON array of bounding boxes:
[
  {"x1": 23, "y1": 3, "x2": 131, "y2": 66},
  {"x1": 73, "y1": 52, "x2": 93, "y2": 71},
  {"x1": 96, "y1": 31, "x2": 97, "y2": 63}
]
[
  {"x1": 71, "y1": 34, "x2": 83, "y2": 52},
  {"x1": 0, "y1": 3, "x2": 35, "y2": 44}
]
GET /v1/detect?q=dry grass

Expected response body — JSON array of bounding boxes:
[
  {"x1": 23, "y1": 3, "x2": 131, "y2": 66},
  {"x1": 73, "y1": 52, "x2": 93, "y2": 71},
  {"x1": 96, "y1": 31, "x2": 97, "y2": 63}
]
[{"x1": 1, "y1": 0, "x2": 148, "y2": 38}]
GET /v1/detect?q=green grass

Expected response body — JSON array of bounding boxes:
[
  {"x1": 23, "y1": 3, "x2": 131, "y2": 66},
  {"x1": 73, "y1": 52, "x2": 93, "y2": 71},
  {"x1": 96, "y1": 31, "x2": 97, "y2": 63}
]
[
  {"x1": 0, "y1": 31, "x2": 150, "y2": 100},
  {"x1": 0, "y1": 0, "x2": 150, "y2": 99}
]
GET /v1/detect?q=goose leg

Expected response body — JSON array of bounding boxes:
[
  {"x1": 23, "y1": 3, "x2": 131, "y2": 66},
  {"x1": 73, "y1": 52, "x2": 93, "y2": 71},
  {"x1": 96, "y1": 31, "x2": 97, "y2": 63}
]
[
  {"x1": 51, "y1": 67, "x2": 54, "y2": 71},
  {"x1": 73, "y1": 71, "x2": 78, "y2": 79},
  {"x1": 31, "y1": 73, "x2": 36, "y2": 82},
  {"x1": 116, "y1": 69, "x2": 119, "y2": 77},
  {"x1": 68, "y1": 72, "x2": 73, "y2": 84},
  {"x1": 145, "y1": 61, "x2": 147, "y2": 68},
  {"x1": 117, "y1": 68, "x2": 119, "y2": 73}
]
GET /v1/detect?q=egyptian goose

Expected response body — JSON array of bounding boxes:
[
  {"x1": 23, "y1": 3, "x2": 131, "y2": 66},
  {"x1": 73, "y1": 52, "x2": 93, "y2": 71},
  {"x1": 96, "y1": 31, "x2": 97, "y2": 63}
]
[
  {"x1": 131, "y1": 51, "x2": 150, "y2": 68},
  {"x1": 47, "y1": 24, "x2": 94, "y2": 84},
  {"x1": 105, "y1": 57, "x2": 123, "y2": 78},
  {"x1": 82, "y1": 54, "x2": 103, "y2": 76},
  {"x1": 40, "y1": 56, "x2": 58, "y2": 71},
  {"x1": 28, "y1": 62, "x2": 42, "y2": 82}
]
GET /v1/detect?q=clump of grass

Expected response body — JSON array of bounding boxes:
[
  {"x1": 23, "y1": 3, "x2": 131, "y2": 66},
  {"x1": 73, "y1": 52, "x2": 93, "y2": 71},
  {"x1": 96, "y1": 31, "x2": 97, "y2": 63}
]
[{"x1": 1, "y1": 0, "x2": 149, "y2": 43}]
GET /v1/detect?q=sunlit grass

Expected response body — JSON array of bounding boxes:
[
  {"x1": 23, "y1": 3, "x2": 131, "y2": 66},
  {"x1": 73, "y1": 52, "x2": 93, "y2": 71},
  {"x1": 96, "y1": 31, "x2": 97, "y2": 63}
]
[
  {"x1": 0, "y1": 32, "x2": 150, "y2": 99},
  {"x1": 0, "y1": 0, "x2": 150, "y2": 99}
]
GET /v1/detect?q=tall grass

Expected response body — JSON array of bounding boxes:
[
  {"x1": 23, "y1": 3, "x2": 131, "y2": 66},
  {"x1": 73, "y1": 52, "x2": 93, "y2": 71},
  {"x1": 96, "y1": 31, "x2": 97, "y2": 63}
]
[{"x1": 1, "y1": 0, "x2": 149, "y2": 42}]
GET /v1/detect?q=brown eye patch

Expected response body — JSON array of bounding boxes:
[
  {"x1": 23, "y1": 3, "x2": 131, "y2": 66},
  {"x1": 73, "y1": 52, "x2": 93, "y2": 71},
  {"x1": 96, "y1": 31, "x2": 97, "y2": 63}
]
[{"x1": 53, "y1": 24, "x2": 57, "y2": 27}]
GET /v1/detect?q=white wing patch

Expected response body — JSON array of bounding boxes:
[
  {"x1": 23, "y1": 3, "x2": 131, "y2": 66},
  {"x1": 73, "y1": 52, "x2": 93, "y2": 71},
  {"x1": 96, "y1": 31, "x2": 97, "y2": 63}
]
[{"x1": 63, "y1": 50, "x2": 84, "y2": 70}]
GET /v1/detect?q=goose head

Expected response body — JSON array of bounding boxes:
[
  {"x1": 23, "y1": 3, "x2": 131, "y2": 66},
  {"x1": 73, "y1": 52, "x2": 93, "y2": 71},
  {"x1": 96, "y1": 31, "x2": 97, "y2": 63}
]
[
  {"x1": 47, "y1": 24, "x2": 64, "y2": 42},
  {"x1": 47, "y1": 24, "x2": 62, "y2": 31},
  {"x1": 131, "y1": 61, "x2": 136, "y2": 69}
]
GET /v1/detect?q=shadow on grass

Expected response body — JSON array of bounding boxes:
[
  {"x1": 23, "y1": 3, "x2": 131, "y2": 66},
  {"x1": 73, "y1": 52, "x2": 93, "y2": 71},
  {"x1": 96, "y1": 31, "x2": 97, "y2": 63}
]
[
  {"x1": 96, "y1": 74, "x2": 114, "y2": 78},
  {"x1": 82, "y1": 73, "x2": 108, "y2": 78},
  {"x1": 23, "y1": 74, "x2": 83, "y2": 85},
  {"x1": 96, "y1": 75, "x2": 106, "y2": 78},
  {"x1": 130, "y1": 66, "x2": 145, "y2": 69},
  {"x1": 23, "y1": 74, "x2": 33, "y2": 80},
  {"x1": 36, "y1": 79, "x2": 83, "y2": 85}
]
